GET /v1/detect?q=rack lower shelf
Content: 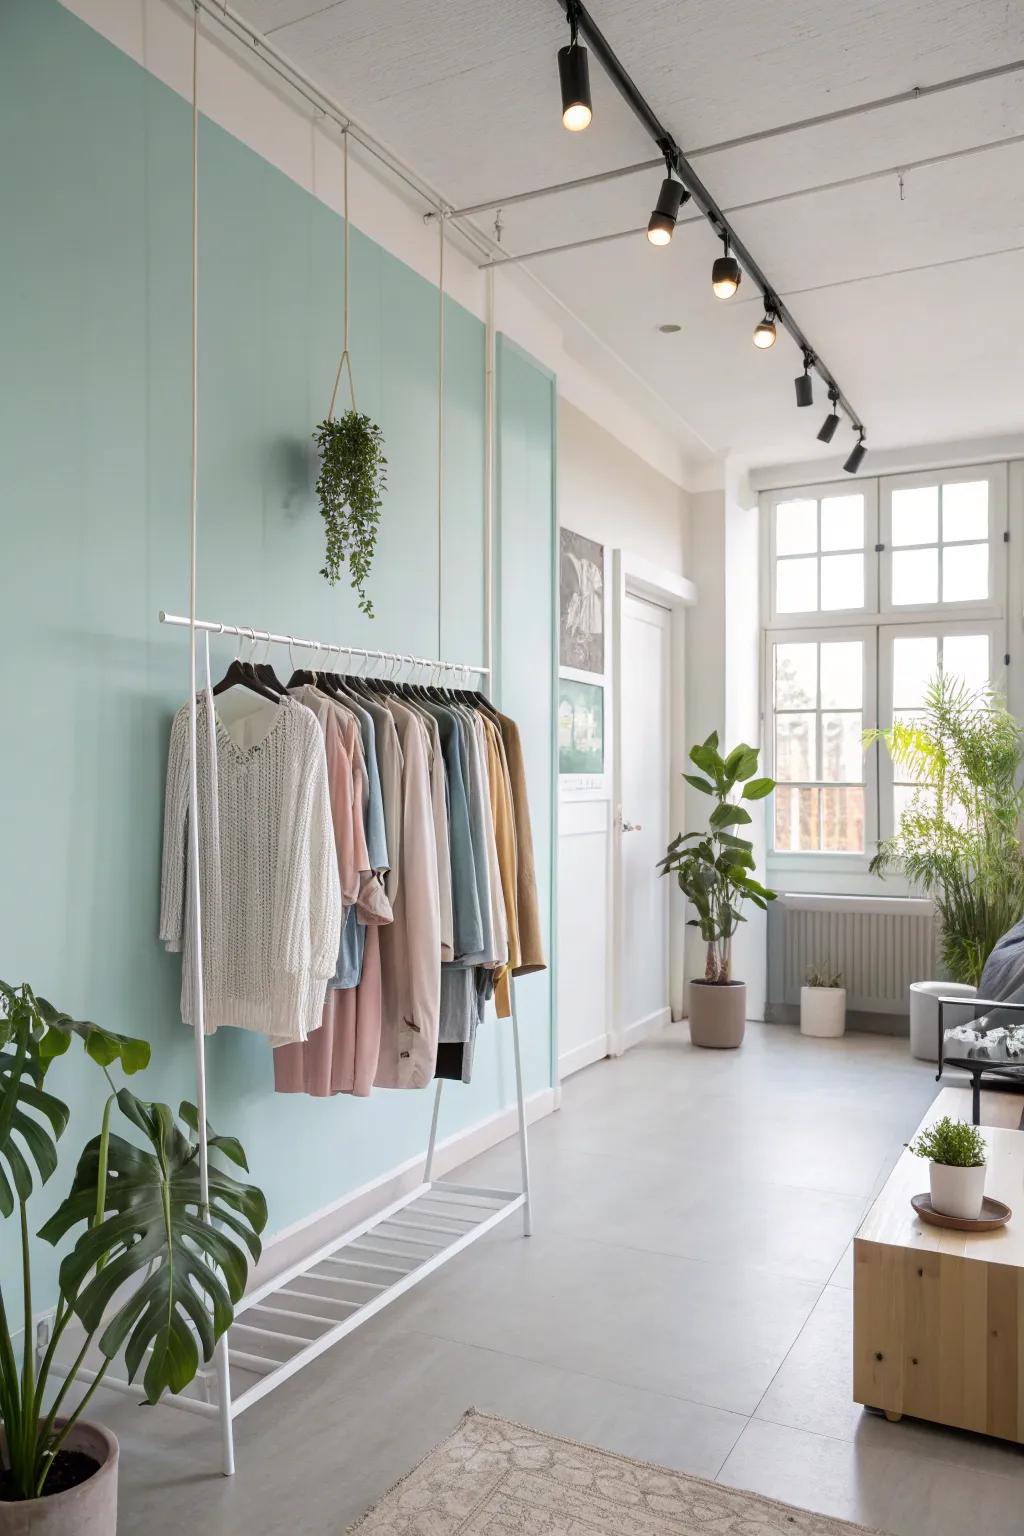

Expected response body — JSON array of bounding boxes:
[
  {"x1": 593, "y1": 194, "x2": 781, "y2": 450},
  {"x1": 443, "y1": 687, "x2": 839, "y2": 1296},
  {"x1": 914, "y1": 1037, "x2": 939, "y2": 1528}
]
[{"x1": 75, "y1": 1178, "x2": 525, "y2": 1423}]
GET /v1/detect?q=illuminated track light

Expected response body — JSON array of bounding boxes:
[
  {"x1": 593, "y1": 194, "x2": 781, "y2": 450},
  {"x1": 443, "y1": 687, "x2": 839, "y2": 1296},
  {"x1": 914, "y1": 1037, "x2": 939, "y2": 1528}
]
[
  {"x1": 753, "y1": 307, "x2": 777, "y2": 348},
  {"x1": 711, "y1": 237, "x2": 741, "y2": 298},
  {"x1": 647, "y1": 176, "x2": 684, "y2": 245},
  {"x1": 558, "y1": 2, "x2": 592, "y2": 130}
]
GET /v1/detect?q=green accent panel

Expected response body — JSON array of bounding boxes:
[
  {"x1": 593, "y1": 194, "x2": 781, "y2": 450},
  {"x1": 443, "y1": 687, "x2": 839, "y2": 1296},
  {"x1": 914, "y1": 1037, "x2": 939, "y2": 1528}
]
[
  {"x1": 0, "y1": 0, "x2": 552, "y2": 1308},
  {"x1": 495, "y1": 336, "x2": 557, "y2": 1095}
]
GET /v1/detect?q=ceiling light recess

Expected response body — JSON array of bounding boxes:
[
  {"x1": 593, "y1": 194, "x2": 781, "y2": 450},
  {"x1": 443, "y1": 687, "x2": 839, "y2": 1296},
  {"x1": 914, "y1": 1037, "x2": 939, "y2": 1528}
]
[{"x1": 558, "y1": 0, "x2": 592, "y2": 131}]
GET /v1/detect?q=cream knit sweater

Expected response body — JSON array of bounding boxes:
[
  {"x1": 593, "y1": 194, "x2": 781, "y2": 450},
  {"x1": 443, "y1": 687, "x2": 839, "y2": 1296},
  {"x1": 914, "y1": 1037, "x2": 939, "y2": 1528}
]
[{"x1": 160, "y1": 695, "x2": 341, "y2": 1045}]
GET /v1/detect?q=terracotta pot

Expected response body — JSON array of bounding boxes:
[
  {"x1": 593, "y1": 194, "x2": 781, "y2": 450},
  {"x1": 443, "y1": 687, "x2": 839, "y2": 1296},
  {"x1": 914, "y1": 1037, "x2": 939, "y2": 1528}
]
[
  {"x1": 0, "y1": 1420, "x2": 118, "y2": 1536},
  {"x1": 688, "y1": 979, "x2": 746, "y2": 1048}
]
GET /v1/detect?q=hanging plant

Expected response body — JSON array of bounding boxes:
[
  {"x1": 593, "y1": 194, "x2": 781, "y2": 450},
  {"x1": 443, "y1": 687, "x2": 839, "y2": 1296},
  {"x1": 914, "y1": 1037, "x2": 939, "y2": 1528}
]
[
  {"x1": 314, "y1": 411, "x2": 386, "y2": 618},
  {"x1": 315, "y1": 129, "x2": 387, "y2": 619}
]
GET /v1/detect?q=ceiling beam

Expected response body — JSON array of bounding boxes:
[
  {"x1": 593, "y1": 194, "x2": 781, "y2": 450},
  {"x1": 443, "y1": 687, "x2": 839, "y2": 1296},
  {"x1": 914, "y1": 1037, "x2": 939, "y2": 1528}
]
[{"x1": 554, "y1": 0, "x2": 880, "y2": 435}]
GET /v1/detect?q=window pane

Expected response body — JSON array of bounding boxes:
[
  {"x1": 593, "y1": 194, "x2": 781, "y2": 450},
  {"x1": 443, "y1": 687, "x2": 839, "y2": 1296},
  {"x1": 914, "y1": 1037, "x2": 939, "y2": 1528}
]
[
  {"x1": 775, "y1": 714, "x2": 816, "y2": 781},
  {"x1": 892, "y1": 546, "x2": 938, "y2": 605},
  {"x1": 891, "y1": 485, "x2": 938, "y2": 545},
  {"x1": 820, "y1": 552, "x2": 864, "y2": 610},
  {"x1": 821, "y1": 713, "x2": 863, "y2": 782},
  {"x1": 775, "y1": 642, "x2": 817, "y2": 709},
  {"x1": 942, "y1": 542, "x2": 988, "y2": 602},
  {"x1": 892, "y1": 637, "x2": 938, "y2": 707},
  {"x1": 820, "y1": 641, "x2": 862, "y2": 708},
  {"x1": 776, "y1": 556, "x2": 818, "y2": 613},
  {"x1": 821, "y1": 786, "x2": 864, "y2": 852},
  {"x1": 942, "y1": 633, "x2": 990, "y2": 694},
  {"x1": 774, "y1": 786, "x2": 820, "y2": 851},
  {"x1": 942, "y1": 480, "x2": 988, "y2": 542},
  {"x1": 893, "y1": 783, "x2": 936, "y2": 824},
  {"x1": 820, "y1": 495, "x2": 864, "y2": 551},
  {"x1": 776, "y1": 499, "x2": 817, "y2": 555}
]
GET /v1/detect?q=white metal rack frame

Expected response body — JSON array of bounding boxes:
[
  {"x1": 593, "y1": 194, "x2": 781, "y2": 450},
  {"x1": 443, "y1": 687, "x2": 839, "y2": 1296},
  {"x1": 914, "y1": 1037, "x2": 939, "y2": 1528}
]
[{"x1": 89, "y1": 610, "x2": 532, "y2": 1475}]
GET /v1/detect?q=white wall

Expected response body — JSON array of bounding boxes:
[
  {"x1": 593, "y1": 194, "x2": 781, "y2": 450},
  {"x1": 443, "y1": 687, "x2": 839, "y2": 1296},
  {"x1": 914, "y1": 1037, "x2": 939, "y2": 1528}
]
[{"x1": 557, "y1": 402, "x2": 690, "y2": 1074}]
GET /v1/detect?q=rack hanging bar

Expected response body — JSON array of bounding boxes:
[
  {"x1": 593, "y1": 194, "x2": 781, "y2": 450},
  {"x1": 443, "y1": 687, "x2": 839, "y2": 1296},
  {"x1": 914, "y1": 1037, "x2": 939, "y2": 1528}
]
[
  {"x1": 158, "y1": 611, "x2": 489, "y2": 676},
  {"x1": 554, "y1": 0, "x2": 865, "y2": 435}
]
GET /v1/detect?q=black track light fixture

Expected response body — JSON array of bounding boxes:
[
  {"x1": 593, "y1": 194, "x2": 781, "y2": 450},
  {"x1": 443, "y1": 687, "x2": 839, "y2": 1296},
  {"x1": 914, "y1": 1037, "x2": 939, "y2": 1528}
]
[
  {"x1": 817, "y1": 388, "x2": 840, "y2": 443},
  {"x1": 753, "y1": 302, "x2": 777, "y2": 349},
  {"x1": 794, "y1": 351, "x2": 814, "y2": 408},
  {"x1": 843, "y1": 429, "x2": 867, "y2": 475},
  {"x1": 711, "y1": 233, "x2": 741, "y2": 298},
  {"x1": 558, "y1": 0, "x2": 592, "y2": 131},
  {"x1": 647, "y1": 168, "x2": 686, "y2": 246}
]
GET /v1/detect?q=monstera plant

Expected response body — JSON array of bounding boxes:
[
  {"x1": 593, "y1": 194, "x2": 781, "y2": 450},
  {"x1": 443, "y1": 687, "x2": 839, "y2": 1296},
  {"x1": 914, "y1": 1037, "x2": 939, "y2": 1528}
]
[{"x1": 0, "y1": 979, "x2": 266, "y2": 1504}]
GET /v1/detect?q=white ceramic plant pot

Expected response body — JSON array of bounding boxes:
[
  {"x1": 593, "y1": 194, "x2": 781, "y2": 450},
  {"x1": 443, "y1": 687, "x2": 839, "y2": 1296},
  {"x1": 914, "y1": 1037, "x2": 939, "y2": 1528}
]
[
  {"x1": 909, "y1": 980, "x2": 977, "y2": 1063},
  {"x1": 929, "y1": 1160, "x2": 987, "y2": 1220},
  {"x1": 800, "y1": 986, "x2": 846, "y2": 1038}
]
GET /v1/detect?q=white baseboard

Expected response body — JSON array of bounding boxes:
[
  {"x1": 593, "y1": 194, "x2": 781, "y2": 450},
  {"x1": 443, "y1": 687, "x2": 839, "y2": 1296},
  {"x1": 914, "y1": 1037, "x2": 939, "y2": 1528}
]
[
  {"x1": 249, "y1": 1084, "x2": 558, "y2": 1292},
  {"x1": 558, "y1": 1033, "x2": 609, "y2": 1079},
  {"x1": 613, "y1": 1006, "x2": 671, "y2": 1057}
]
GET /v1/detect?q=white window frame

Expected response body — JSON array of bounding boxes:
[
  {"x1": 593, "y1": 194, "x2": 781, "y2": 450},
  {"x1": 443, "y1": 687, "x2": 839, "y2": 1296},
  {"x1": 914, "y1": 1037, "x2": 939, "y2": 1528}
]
[
  {"x1": 877, "y1": 618, "x2": 1005, "y2": 842},
  {"x1": 765, "y1": 479, "x2": 879, "y2": 628},
  {"x1": 879, "y1": 463, "x2": 1007, "y2": 620},
  {"x1": 764, "y1": 626, "x2": 878, "y2": 862}
]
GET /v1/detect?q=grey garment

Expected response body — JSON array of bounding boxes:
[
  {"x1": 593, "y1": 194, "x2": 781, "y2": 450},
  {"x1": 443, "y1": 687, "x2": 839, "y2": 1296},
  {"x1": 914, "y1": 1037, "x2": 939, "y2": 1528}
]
[
  {"x1": 436, "y1": 970, "x2": 492, "y2": 1082},
  {"x1": 417, "y1": 700, "x2": 483, "y2": 959},
  {"x1": 345, "y1": 687, "x2": 404, "y2": 907},
  {"x1": 977, "y1": 916, "x2": 1024, "y2": 1029},
  {"x1": 331, "y1": 686, "x2": 387, "y2": 870}
]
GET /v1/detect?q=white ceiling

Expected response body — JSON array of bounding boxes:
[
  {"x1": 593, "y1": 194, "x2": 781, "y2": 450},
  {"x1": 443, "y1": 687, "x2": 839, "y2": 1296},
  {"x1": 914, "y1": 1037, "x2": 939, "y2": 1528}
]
[{"x1": 243, "y1": 0, "x2": 1024, "y2": 470}]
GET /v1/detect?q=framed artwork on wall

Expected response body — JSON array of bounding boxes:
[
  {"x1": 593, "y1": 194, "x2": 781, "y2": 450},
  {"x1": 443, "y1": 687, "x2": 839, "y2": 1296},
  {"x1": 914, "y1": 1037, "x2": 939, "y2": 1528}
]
[
  {"x1": 558, "y1": 679, "x2": 605, "y2": 775},
  {"x1": 560, "y1": 528, "x2": 605, "y2": 675}
]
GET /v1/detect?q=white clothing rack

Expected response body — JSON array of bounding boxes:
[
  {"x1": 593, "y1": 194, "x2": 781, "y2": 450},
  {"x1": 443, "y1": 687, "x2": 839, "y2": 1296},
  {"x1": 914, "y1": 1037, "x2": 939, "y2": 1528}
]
[{"x1": 76, "y1": 612, "x2": 531, "y2": 1474}]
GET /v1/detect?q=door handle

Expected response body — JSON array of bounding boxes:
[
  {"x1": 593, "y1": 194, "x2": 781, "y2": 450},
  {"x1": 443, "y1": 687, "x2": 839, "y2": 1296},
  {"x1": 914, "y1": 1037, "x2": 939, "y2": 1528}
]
[{"x1": 621, "y1": 820, "x2": 643, "y2": 832}]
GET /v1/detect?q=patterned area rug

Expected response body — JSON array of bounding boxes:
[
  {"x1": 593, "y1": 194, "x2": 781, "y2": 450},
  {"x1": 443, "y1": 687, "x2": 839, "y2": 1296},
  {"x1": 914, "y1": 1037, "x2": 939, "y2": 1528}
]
[{"x1": 348, "y1": 1409, "x2": 887, "y2": 1534}]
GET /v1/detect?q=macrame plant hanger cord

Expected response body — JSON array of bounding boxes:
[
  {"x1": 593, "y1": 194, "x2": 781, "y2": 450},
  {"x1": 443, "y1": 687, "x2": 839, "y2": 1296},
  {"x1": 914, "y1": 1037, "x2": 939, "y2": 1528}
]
[
  {"x1": 327, "y1": 128, "x2": 356, "y2": 419},
  {"x1": 437, "y1": 209, "x2": 446, "y2": 656}
]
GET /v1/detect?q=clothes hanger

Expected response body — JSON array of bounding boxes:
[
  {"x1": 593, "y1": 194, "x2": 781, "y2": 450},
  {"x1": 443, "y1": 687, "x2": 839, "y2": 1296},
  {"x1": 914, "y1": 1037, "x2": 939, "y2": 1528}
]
[
  {"x1": 212, "y1": 626, "x2": 281, "y2": 701},
  {"x1": 254, "y1": 630, "x2": 287, "y2": 695}
]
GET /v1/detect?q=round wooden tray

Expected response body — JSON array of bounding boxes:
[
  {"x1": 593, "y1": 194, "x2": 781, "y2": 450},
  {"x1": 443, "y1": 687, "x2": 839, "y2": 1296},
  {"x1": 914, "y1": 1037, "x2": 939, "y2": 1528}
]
[{"x1": 911, "y1": 1193, "x2": 1011, "y2": 1231}]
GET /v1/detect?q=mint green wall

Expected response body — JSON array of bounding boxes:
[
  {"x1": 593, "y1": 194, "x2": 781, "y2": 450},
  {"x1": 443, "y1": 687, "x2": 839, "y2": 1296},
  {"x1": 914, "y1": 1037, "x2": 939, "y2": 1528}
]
[{"x1": 0, "y1": 0, "x2": 554, "y2": 1307}]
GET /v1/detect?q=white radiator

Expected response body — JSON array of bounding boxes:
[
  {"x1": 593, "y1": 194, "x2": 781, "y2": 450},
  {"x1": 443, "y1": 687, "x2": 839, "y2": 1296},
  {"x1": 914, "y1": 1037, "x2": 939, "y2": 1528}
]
[{"x1": 769, "y1": 894, "x2": 935, "y2": 1015}]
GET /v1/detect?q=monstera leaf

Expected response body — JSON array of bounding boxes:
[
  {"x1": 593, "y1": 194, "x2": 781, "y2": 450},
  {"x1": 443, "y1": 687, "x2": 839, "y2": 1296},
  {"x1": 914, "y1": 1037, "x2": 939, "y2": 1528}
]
[
  {"x1": 0, "y1": 979, "x2": 150, "y2": 1217},
  {"x1": 40, "y1": 1088, "x2": 267, "y2": 1404}
]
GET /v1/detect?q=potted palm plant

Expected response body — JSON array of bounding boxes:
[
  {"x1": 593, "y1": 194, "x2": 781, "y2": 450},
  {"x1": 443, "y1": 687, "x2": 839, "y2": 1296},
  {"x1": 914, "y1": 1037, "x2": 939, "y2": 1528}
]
[
  {"x1": 660, "y1": 733, "x2": 777, "y2": 1048},
  {"x1": 868, "y1": 674, "x2": 1024, "y2": 1060},
  {"x1": 0, "y1": 979, "x2": 266, "y2": 1532}
]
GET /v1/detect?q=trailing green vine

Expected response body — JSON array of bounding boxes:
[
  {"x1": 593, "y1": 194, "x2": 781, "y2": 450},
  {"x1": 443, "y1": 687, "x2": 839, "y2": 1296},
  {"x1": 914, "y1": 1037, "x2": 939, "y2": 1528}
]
[{"x1": 314, "y1": 411, "x2": 387, "y2": 619}]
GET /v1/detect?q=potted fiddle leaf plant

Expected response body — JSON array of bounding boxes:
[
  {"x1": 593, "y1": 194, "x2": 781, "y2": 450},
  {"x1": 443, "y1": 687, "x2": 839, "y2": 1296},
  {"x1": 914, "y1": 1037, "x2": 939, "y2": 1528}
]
[
  {"x1": 0, "y1": 979, "x2": 267, "y2": 1533},
  {"x1": 659, "y1": 734, "x2": 777, "y2": 1048}
]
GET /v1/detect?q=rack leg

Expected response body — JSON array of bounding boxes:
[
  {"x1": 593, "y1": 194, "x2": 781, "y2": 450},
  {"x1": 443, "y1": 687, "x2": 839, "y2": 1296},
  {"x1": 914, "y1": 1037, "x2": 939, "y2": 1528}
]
[
  {"x1": 215, "y1": 1334, "x2": 235, "y2": 1476},
  {"x1": 424, "y1": 1077, "x2": 444, "y2": 1184},
  {"x1": 510, "y1": 986, "x2": 532, "y2": 1237}
]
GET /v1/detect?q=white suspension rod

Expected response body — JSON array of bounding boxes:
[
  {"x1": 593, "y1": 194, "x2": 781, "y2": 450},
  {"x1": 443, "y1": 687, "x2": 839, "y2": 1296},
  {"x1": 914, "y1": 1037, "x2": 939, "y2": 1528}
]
[{"x1": 158, "y1": 611, "x2": 489, "y2": 675}]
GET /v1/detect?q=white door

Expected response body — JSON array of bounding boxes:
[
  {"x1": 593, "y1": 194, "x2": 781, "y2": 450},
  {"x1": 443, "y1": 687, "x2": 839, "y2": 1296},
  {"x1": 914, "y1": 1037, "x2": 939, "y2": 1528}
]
[{"x1": 618, "y1": 593, "x2": 671, "y2": 1046}]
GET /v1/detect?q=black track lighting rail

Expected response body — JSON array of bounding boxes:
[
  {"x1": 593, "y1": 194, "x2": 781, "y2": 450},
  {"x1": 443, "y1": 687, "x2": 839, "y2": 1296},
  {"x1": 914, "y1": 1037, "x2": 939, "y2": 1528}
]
[{"x1": 553, "y1": 0, "x2": 866, "y2": 439}]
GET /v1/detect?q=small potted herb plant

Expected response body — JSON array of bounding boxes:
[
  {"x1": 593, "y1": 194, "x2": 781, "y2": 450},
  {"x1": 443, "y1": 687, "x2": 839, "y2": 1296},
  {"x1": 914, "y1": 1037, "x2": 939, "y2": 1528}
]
[
  {"x1": 660, "y1": 733, "x2": 776, "y2": 1048},
  {"x1": 0, "y1": 980, "x2": 266, "y2": 1532},
  {"x1": 910, "y1": 1115, "x2": 988, "y2": 1220},
  {"x1": 800, "y1": 966, "x2": 846, "y2": 1038}
]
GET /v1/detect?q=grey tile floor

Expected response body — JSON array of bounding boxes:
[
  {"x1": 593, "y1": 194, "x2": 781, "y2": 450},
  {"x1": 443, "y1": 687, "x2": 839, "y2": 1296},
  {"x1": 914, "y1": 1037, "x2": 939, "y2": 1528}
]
[{"x1": 100, "y1": 1023, "x2": 1024, "y2": 1534}]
